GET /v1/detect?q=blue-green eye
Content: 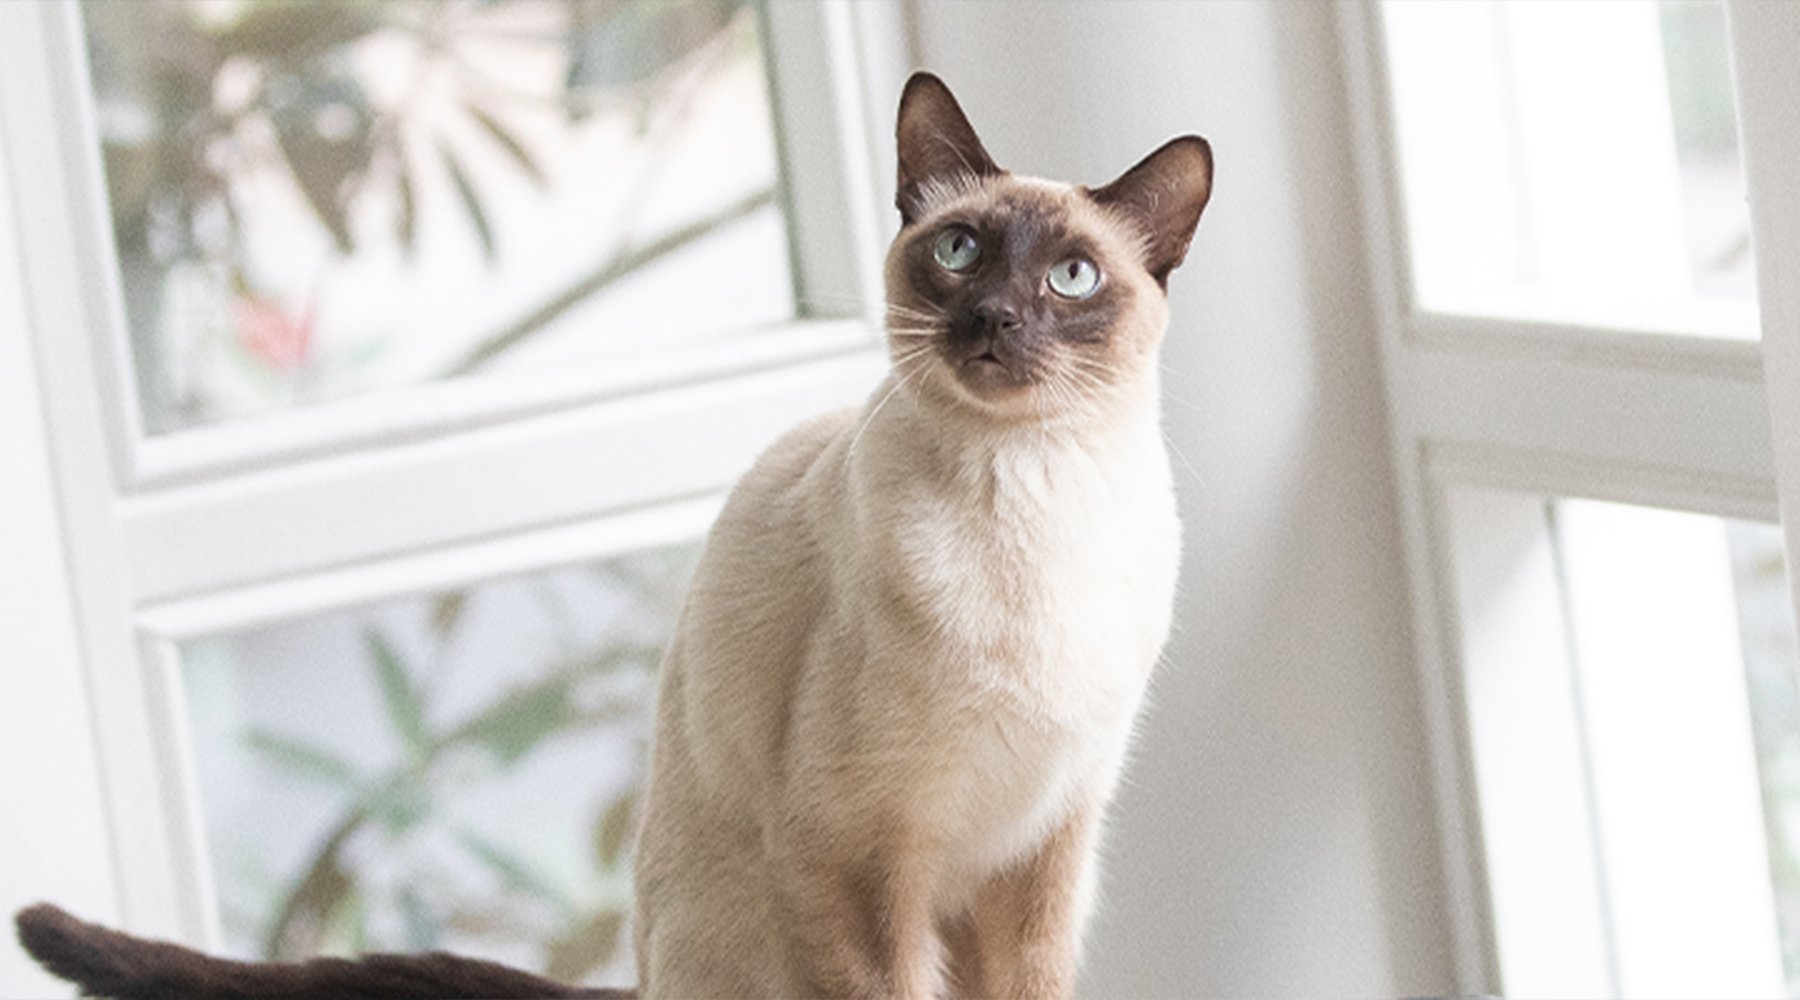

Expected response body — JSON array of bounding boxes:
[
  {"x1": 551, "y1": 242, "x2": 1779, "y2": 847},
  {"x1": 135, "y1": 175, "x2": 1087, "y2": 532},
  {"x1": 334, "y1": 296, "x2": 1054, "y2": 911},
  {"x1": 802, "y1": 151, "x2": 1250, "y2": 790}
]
[
  {"x1": 933, "y1": 227, "x2": 981, "y2": 271},
  {"x1": 1047, "y1": 257, "x2": 1101, "y2": 299}
]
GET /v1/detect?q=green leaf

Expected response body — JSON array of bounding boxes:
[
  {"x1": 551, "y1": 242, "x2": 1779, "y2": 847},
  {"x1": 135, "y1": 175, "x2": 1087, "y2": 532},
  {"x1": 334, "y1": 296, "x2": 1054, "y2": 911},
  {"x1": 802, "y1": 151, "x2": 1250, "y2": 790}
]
[
  {"x1": 465, "y1": 103, "x2": 548, "y2": 188},
  {"x1": 363, "y1": 629, "x2": 430, "y2": 758},
  {"x1": 444, "y1": 675, "x2": 576, "y2": 765},
  {"x1": 274, "y1": 126, "x2": 355, "y2": 253},
  {"x1": 315, "y1": 881, "x2": 368, "y2": 959},
  {"x1": 215, "y1": 1, "x2": 387, "y2": 62},
  {"x1": 565, "y1": 0, "x2": 742, "y2": 92},
  {"x1": 395, "y1": 155, "x2": 418, "y2": 256},
  {"x1": 263, "y1": 816, "x2": 362, "y2": 959},
  {"x1": 594, "y1": 789, "x2": 638, "y2": 869},
  {"x1": 454, "y1": 829, "x2": 572, "y2": 912},
  {"x1": 244, "y1": 729, "x2": 362, "y2": 789},
  {"x1": 439, "y1": 140, "x2": 496, "y2": 264},
  {"x1": 364, "y1": 776, "x2": 430, "y2": 834},
  {"x1": 545, "y1": 909, "x2": 625, "y2": 982},
  {"x1": 429, "y1": 591, "x2": 468, "y2": 638},
  {"x1": 268, "y1": 73, "x2": 373, "y2": 254},
  {"x1": 397, "y1": 886, "x2": 440, "y2": 951},
  {"x1": 577, "y1": 642, "x2": 667, "y2": 679}
]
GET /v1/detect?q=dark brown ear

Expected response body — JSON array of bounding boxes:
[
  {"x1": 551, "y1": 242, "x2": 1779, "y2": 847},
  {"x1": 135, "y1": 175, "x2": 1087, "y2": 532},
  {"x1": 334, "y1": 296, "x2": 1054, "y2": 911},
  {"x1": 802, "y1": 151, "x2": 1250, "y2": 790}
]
[
  {"x1": 895, "y1": 72, "x2": 1002, "y2": 225},
  {"x1": 1087, "y1": 135, "x2": 1213, "y2": 286}
]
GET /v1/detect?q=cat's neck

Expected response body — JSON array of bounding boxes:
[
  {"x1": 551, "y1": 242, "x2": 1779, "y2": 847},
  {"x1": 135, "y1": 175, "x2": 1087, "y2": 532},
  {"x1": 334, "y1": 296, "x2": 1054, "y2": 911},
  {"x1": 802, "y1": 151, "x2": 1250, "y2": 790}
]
[{"x1": 853, "y1": 367, "x2": 1167, "y2": 489}]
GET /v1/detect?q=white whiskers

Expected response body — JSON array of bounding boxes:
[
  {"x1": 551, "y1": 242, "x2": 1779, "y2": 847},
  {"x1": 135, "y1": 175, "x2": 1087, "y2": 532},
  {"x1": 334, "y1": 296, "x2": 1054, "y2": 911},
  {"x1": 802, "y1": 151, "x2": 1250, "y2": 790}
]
[{"x1": 846, "y1": 346, "x2": 933, "y2": 469}]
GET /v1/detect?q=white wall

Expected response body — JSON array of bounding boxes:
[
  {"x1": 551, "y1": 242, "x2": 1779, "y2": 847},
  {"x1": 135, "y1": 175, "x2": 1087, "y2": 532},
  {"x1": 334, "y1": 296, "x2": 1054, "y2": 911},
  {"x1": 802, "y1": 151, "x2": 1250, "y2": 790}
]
[{"x1": 910, "y1": 3, "x2": 1454, "y2": 995}]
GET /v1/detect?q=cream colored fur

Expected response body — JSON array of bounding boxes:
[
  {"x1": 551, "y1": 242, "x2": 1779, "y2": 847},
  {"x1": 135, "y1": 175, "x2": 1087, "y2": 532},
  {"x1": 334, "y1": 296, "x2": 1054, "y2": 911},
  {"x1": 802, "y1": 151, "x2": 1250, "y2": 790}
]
[
  {"x1": 631, "y1": 71, "x2": 1207, "y2": 998},
  {"x1": 631, "y1": 174, "x2": 1181, "y2": 999}
]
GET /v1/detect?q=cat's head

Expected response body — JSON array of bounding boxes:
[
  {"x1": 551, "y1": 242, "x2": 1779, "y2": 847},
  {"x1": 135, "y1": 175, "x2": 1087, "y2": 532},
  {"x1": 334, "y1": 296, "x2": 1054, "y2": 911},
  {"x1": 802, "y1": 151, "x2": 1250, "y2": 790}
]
[{"x1": 884, "y1": 72, "x2": 1211, "y2": 423}]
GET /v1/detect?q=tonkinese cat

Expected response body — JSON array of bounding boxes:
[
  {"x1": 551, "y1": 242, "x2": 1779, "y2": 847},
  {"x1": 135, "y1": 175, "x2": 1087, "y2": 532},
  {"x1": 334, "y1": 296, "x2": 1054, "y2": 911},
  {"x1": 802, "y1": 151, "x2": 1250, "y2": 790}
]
[
  {"x1": 15, "y1": 71, "x2": 1211, "y2": 1000},
  {"x1": 631, "y1": 73, "x2": 1209, "y2": 999}
]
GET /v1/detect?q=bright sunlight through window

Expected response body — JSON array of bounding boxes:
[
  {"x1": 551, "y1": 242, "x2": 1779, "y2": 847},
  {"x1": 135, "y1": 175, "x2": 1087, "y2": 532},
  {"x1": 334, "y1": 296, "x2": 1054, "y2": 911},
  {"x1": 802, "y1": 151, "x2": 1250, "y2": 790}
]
[{"x1": 1380, "y1": 0, "x2": 1756, "y2": 339}]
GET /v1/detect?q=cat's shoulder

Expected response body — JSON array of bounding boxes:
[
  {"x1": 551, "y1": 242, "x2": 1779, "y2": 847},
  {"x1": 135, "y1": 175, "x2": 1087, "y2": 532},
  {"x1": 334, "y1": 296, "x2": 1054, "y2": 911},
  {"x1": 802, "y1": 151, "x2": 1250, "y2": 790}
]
[{"x1": 707, "y1": 406, "x2": 860, "y2": 545}]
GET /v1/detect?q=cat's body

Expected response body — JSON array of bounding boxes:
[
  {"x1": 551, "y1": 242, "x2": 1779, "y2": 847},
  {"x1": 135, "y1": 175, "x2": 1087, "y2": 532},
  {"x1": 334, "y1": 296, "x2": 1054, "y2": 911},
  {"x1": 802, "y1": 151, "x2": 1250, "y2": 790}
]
[
  {"x1": 14, "y1": 72, "x2": 1210, "y2": 1000},
  {"x1": 635, "y1": 384, "x2": 1178, "y2": 997},
  {"x1": 633, "y1": 75, "x2": 1210, "y2": 999}
]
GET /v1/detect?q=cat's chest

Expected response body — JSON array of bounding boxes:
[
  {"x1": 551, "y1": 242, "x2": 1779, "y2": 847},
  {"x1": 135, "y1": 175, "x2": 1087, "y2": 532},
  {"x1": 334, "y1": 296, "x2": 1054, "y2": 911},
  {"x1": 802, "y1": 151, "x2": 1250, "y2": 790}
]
[
  {"x1": 853, "y1": 433, "x2": 1177, "y2": 873},
  {"x1": 877, "y1": 439, "x2": 1177, "y2": 715}
]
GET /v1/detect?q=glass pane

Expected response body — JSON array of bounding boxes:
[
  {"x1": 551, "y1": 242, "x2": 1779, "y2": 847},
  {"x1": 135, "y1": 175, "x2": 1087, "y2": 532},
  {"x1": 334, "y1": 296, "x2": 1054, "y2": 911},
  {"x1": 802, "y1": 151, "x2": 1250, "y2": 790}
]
[
  {"x1": 82, "y1": 0, "x2": 791, "y2": 434},
  {"x1": 1380, "y1": 0, "x2": 1757, "y2": 338},
  {"x1": 180, "y1": 543, "x2": 699, "y2": 985},
  {"x1": 1728, "y1": 520, "x2": 1800, "y2": 995},
  {"x1": 1453, "y1": 493, "x2": 1800, "y2": 996},
  {"x1": 1553, "y1": 502, "x2": 1792, "y2": 997}
]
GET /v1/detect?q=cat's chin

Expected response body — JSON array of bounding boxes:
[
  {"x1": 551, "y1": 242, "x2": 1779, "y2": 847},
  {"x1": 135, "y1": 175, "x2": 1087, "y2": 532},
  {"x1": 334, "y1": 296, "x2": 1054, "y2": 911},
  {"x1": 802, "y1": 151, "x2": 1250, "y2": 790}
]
[
  {"x1": 933, "y1": 359, "x2": 1083, "y2": 424},
  {"x1": 945, "y1": 356, "x2": 1036, "y2": 405},
  {"x1": 957, "y1": 356, "x2": 1030, "y2": 391}
]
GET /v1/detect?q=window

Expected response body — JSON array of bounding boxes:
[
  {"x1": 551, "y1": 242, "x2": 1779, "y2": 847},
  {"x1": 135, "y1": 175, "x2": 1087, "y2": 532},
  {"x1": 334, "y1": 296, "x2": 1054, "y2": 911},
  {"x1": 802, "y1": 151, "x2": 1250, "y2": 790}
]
[
  {"x1": 0, "y1": 0, "x2": 904, "y2": 972},
  {"x1": 1345, "y1": 1, "x2": 1800, "y2": 995},
  {"x1": 1447, "y1": 492, "x2": 1797, "y2": 997},
  {"x1": 186, "y1": 542, "x2": 701, "y2": 977},
  {"x1": 1380, "y1": 0, "x2": 1754, "y2": 337},
  {"x1": 82, "y1": 0, "x2": 795, "y2": 434}
]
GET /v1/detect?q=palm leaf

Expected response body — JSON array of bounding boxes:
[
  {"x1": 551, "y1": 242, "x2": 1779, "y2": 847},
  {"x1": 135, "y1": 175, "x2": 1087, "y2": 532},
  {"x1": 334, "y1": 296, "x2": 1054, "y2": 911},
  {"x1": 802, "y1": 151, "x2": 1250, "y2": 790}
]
[
  {"x1": 215, "y1": 1, "x2": 387, "y2": 62},
  {"x1": 455, "y1": 828, "x2": 573, "y2": 913},
  {"x1": 465, "y1": 102, "x2": 548, "y2": 188},
  {"x1": 594, "y1": 789, "x2": 638, "y2": 869},
  {"x1": 244, "y1": 728, "x2": 362, "y2": 790},
  {"x1": 264, "y1": 813, "x2": 362, "y2": 959},
  {"x1": 268, "y1": 74, "x2": 373, "y2": 253},
  {"x1": 429, "y1": 591, "x2": 468, "y2": 638},
  {"x1": 395, "y1": 153, "x2": 419, "y2": 255},
  {"x1": 363, "y1": 629, "x2": 430, "y2": 758},
  {"x1": 439, "y1": 139, "x2": 497, "y2": 263},
  {"x1": 397, "y1": 886, "x2": 440, "y2": 951},
  {"x1": 442, "y1": 674, "x2": 577, "y2": 765},
  {"x1": 545, "y1": 909, "x2": 625, "y2": 982}
]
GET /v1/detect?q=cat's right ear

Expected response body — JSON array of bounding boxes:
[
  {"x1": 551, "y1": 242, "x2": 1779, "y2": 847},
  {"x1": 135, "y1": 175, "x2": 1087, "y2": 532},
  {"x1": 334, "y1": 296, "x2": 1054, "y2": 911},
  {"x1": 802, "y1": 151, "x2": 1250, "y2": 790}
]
[{"x1": 895, "y1": 72, "x2": 1001, "y2": 226}]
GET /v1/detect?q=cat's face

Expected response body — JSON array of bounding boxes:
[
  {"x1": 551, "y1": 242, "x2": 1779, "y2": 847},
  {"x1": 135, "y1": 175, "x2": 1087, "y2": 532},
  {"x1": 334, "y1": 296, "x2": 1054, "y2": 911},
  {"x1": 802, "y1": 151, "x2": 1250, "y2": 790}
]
[{"x1": 883, "y1": 73, "x2": 1212, "y2": 422}]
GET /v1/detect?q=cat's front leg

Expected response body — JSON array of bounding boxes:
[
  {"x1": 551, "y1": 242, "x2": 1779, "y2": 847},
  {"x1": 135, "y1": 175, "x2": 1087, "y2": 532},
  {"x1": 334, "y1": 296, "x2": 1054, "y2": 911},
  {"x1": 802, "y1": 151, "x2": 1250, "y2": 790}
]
[
  {"x1": 950, "y1": 805, "x2": 1097, "y2": 1000},
  {"x1": 771, "y1": 828, "x2": 942, "y2": 999}
]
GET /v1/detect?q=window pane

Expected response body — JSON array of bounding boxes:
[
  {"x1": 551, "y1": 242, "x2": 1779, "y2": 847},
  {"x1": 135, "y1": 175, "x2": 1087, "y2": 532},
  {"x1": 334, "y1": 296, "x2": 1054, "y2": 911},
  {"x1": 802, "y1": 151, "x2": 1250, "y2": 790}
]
[
  {"x1": 1380, "y1": 0, "x2": 1757, "y2": 338},
  {"x1": 1727, "y1": 519, "x2": 1800, "y2": 996},
  {"x1": 82, "y1": 0, "x2": 791, "y2": 434},
  {"x1": 1449, "y1": 492, "x2": 1800, "y2": 997},
  {"x1": 1554, "y1": 502, "x2": 1789, "y2": 997},
  {"x1": 180, "y1": 543, "x2": 699, "y2": 984}
]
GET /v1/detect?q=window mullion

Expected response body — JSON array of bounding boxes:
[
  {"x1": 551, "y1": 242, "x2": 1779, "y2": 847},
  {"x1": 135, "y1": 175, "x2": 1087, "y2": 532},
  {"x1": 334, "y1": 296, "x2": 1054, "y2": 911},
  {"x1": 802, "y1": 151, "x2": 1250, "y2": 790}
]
[
  {"x1": 1728, "y1": 1, "x2": 1800, "y2": 661},
  {"x1": 759, "y1": 0, "x2": 891, "y2": 324}
]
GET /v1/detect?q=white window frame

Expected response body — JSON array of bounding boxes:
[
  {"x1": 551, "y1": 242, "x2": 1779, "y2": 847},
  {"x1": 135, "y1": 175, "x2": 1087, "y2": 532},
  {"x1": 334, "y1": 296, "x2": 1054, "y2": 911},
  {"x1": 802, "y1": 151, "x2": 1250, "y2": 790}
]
[
  {"x1": 0, "y1": 0, "x2": 909, "y2": 974},
  {"x1": 1338, "y1": 1, "x2": 1800, "y2": 994}
]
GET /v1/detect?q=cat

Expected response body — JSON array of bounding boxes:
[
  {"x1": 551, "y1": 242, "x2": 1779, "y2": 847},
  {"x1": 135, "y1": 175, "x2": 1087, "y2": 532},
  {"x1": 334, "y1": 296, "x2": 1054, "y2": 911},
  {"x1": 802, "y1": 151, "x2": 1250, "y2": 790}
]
[
  {"x1": 630, "y1": 71, "x2": 1209, "y2": 1000},
  {"x1": 13, "y1": 71, "x2": 1210, "y2": 1000}
]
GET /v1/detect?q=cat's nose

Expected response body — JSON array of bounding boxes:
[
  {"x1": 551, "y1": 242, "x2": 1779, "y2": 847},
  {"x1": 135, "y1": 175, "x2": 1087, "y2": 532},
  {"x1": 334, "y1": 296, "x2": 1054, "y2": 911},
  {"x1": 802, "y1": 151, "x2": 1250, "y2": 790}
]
[{"x1": 972, "y1": 302, "x2": 1023, "y2": 335}]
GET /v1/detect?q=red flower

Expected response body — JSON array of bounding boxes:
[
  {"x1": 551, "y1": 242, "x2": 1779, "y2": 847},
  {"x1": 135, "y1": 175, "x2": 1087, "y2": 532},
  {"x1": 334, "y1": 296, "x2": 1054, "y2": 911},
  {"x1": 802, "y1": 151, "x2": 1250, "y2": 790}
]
[{"x1": 235, "y1": 295, "x2": 315, "y2": 372}]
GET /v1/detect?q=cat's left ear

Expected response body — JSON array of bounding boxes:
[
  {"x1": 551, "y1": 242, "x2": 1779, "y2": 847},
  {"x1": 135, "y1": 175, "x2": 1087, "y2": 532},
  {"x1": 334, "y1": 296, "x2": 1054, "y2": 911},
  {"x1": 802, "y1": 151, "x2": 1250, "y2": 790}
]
[
  {"x1": 895, "y1": 72, "x2": 1002, "y2": 226},
  {"x1": 1087, "y1": 136, "x2": 1213, "y2": 286}
]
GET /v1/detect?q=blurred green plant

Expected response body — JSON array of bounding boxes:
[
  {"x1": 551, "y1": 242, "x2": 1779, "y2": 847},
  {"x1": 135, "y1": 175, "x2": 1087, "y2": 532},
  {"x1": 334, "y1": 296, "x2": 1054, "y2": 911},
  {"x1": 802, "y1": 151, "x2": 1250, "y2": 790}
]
[
  {"x1": 241, "y1": 548, "x2": 696, "y2": 980},
  {"x1": 86, "y1": 0, "x2": 744, "y2": 264},
  {"x1": 85, "y1": 0, "x2": 771, "y2": 429}
]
